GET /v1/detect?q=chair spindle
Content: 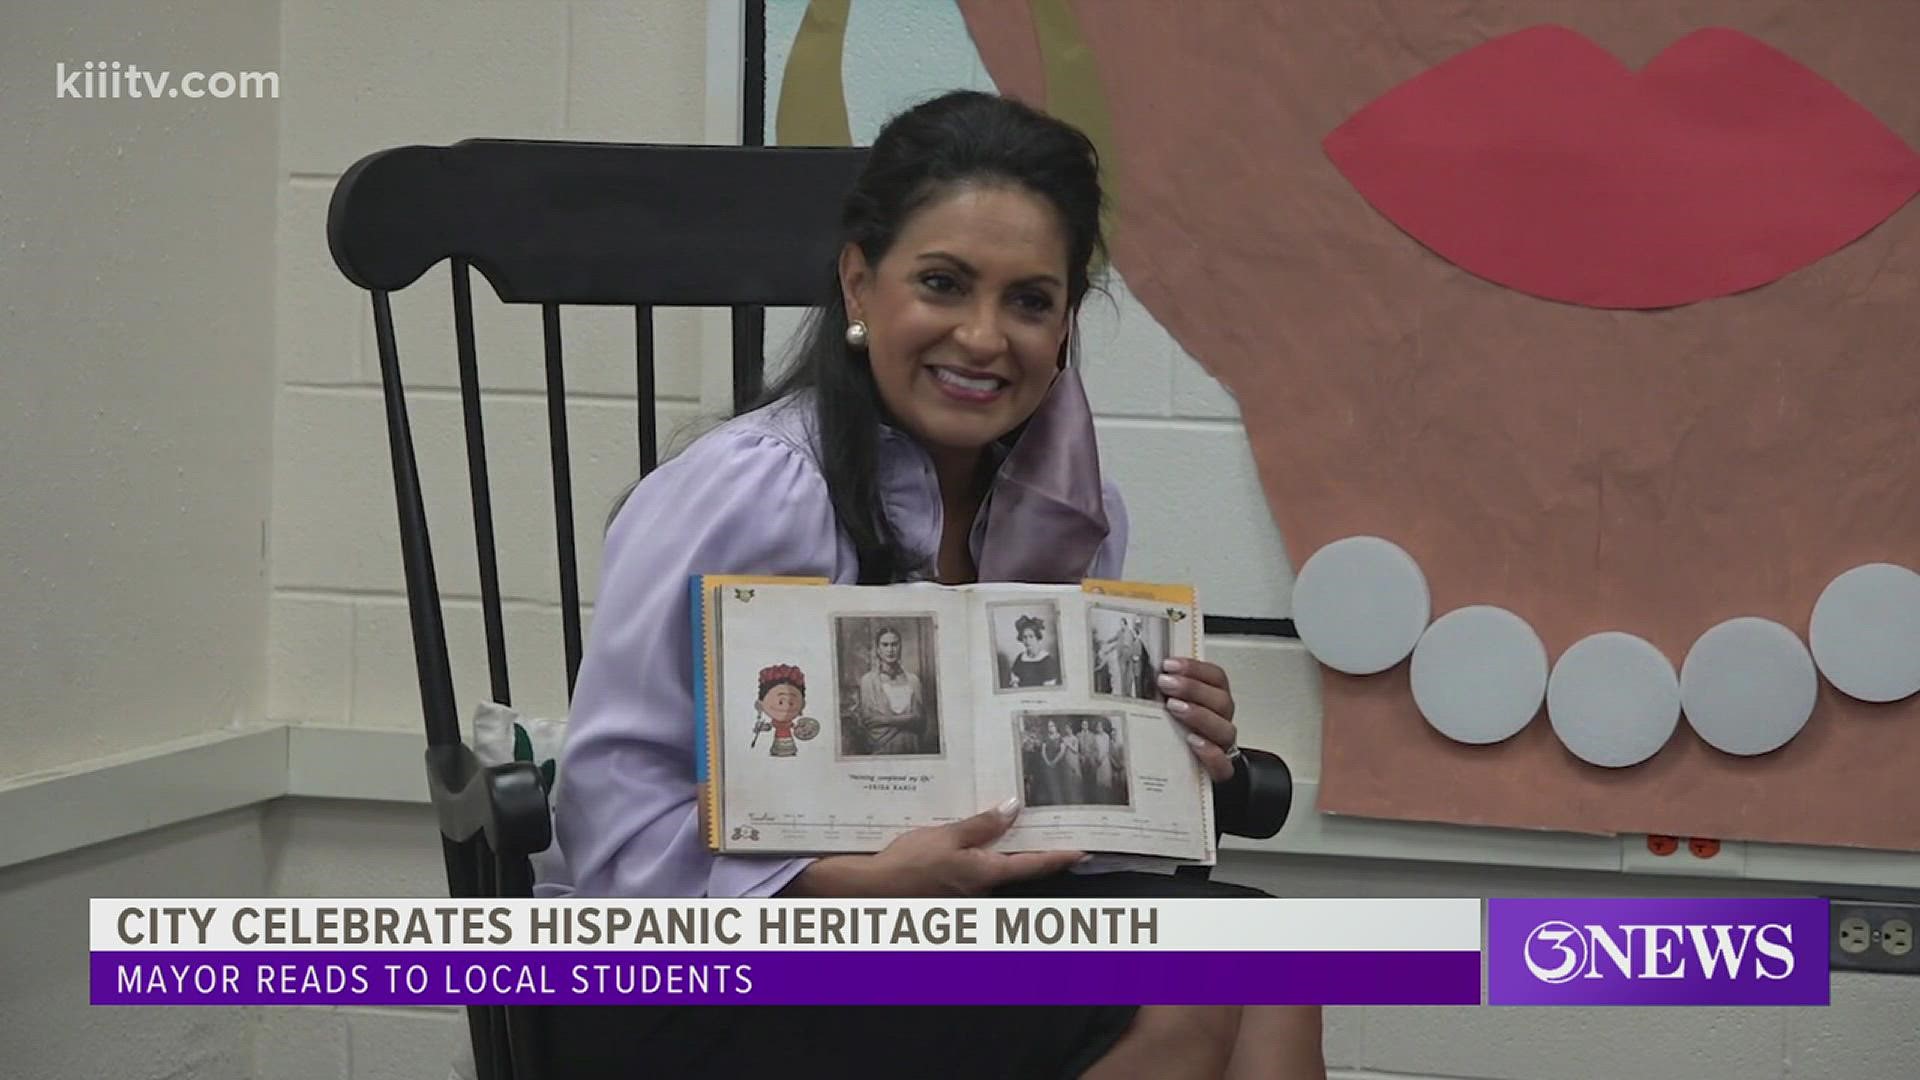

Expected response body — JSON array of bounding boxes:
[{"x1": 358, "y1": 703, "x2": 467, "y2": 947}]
[
  {"x1": 635, "y1": 305, "x2": 658, "y2": 475},
  {"x1": 372, "y1": 291, "x2": 460, "y2": 748},
  {"x1": 541, "y1": 304, "x2": 585, "y2": 696},
  {"x1": 730, "y1": 304, "x2": 765, "y2": 412},
  {"x1": 452, "y1": 260, "x2": 513, "y2": 708}
]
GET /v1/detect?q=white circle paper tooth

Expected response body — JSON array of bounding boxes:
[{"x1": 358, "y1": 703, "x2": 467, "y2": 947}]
[
  {"x1": 1809, "y1": 562, "x2": 1920, "y2": 704},
  {"x1": 1292, "y1": 536, "x2": 1432, "y2": 675},
  {"x1": 1547, "y1": 631, "x2": 1681, "y2": 767},
  {"x1": 1680, "y1": 617, "x2": 1818, "y2": 757},
  {"x1": 1410, "y1": 605, "x2": 1548, "y2": 745}
]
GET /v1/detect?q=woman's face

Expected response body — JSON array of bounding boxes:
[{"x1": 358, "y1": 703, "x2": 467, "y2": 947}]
[
  {"x1": 761, "y1": 684, "x2": 803, "y2": 723},
  {"x1": 876, "y1": 631, "x2": 902, "y2": 666},
  {"x1": 841, "y1": 183, "x2": 1073, "y2": 457},
  {"x1": 1018, "y1": 626, "x2": 1042, "y2": 653}
]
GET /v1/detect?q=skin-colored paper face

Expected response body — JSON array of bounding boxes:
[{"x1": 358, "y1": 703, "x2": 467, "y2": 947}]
[{"x1": 959, "y1": 1, "x2": 1920, "y2": 849}]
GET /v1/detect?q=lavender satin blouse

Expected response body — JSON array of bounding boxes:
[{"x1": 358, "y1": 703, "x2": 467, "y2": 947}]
[{"x1": 543, "y1": 370, "x2": 1127, "y2": 898}]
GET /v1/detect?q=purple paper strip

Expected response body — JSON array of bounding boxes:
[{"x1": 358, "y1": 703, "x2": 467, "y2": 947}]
[
  {"x1": 92, "y1": 950, "x2": 1479, "y2": 1006},
  {"x1": 1487, "y1": 898, "x2": 1830, "y2": 1005}
]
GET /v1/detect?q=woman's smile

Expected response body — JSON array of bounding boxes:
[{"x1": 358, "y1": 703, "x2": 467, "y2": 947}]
[{"x1": 928, "y1": 364, "x2": 1010, "y2": 403}]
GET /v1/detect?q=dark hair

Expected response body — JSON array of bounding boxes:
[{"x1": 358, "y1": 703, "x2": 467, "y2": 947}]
[
  {"x1": 1015, "y1": 614, "x2": 1045, "y2": 639},
  {"x1": 756, "y1": 663, "x2": 806, "y2": 700},
  {"x1": 749, "y1": 90, "x2": 1107, "y2": 583}
]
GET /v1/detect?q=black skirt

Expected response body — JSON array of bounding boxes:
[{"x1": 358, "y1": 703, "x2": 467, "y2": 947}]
[{"x1": 543, "y1": 871, "x2": 1269, "y2": 1080}]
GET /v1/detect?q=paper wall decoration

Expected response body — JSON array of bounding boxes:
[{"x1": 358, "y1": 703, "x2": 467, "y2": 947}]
[
  {"x1": 952, "y1": 1, "x2": 1920, "y2": 850},
  {"x1": 1545, "y1": 632, "x2": 1682, "y2": 769},
  {"x1": 1408, "y1": 606, "x2": 1548, "y2": 746},
  {"x1": 1322, "y1": 26, "x2": 1920, "y2": 309}
]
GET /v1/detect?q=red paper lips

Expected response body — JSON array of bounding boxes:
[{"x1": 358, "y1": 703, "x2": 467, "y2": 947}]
[{"x1": 1324, "y1": 26, "x2": 1920, "y2": 309}]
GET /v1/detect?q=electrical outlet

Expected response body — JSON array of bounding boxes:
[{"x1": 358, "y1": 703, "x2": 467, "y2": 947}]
[
  {"x1": 1830, "y1": 900, "x2": 1920, "y2": 975},
  {"x1": 1838, "y1": 916, "x2": 1872, "y2": 955},
  {"x1": 1883, "y1": 919, "x2": 1913, "y2": 958}
]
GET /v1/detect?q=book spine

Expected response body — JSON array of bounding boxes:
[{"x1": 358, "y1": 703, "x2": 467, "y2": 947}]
[{"x1": 689, "y1": 575, "x2": 720, "y2": 851}]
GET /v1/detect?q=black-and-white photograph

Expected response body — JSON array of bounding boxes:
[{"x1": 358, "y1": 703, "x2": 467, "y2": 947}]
[
  {"x1": 1016, "y1": 712, "x2": 1131, "y2": 809},
  {"x1": 1088, "y1": 605, "x2": 1168, "y2": 703},
  {"x1": 832, "y1": 614, "x2": 942, "y2": 757},
  {"x1": 988, "y1": 600, "x2": 1065, "y2": 693}
]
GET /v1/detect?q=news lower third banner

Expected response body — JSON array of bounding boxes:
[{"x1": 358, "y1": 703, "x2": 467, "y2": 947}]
[
  {"x1": 90, "y1": 897, "x2": 1833, "y2": 1007},
  {"x1": 93, "y1": 898, "x2": 1480, "y2": 1006}
]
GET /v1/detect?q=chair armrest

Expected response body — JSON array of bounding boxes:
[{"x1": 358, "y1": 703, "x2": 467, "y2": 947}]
[
  {"x1": 1211, "y1": 747, "x2": 1293, "y2": 840},
  {"x1": 424, "y1": 744, "x2": 553, "y2": 859}
]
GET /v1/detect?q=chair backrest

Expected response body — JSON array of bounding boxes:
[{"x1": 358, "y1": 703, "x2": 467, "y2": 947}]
[
  {"x1": 327, "y1": 141, "x2": 867, "y2": 1080},
  {"x1": 328, "y1": 139, "x2": 868, "y2": 753}
]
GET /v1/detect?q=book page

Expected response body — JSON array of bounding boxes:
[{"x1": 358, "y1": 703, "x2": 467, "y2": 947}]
[
  {"x1": 713, "y1": 583, "x2": 979, "y2": 854},
  {"x1": 968, "y1": 584, "x2": 1214, "y2": 862}
]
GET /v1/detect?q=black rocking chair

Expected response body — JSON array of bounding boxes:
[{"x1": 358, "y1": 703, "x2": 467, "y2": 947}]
[{"x1": 325, "y1": 138, "x2": 1293, "y2": 1080}]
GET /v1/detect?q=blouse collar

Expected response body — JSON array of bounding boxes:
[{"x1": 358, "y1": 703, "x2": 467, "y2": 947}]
[{"x1": 876, "y1": 366, "x2": 1110, "y2": 583}]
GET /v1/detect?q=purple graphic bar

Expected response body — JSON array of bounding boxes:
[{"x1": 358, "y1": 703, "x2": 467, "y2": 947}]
[
  {"x1": 1488, "y1": 898, "x2": 1830, "y2": 1006},
  {"x1": 93, "y1": 950, "x2": 1479, "y2": 1006}
]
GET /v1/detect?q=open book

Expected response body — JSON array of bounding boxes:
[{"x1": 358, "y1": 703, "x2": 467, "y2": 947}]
[{"x1": 693, "y1": 576, "x2": 1217, "y2": 865}]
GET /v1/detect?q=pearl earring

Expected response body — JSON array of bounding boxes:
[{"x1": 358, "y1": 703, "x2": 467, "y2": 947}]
[{"x1": 845, "y1": 319, "x2": 869, "y2": 349}]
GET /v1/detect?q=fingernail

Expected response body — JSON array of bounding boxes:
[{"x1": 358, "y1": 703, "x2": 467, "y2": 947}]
[
  {"x1": 1186, "y1": 733, "x2": 1209, "y2": 752},
  {"x1": 1157, "y1": 674, "x2": 1181, "y2": 692},
  {"x1": 1162, "y1": 658, "x2": 1185, "y2": 674},
  {"x1": 997, "y1": 796, "x2": 1020, "y2": 819},
  {"x1": 1075, "y1": 854, "x2": 1094, "y2": 865},
  {"x1": 1166, "y1": 698, "x2": 1190, "y2": 715}
]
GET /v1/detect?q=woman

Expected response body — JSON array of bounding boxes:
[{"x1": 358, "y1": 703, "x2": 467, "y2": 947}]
[
  {"x1": 1091, "y1": 716, "x2": 1117, "y2": 805},
  {"x1": 1076, "y1": 712, "x2": 1102, "y2": 800},
  {"x1": 850, "y1": 626, "x2": 930, "y2": 754},
  {"x1": 551, "y1": 90, "x2": 1323, "y2": 1078},
  {"x1": 1009, "y1": 613, "x2": 1062, "y2": 687},
  {"x1": 1106, "y1": 718, "x2": 1130, "y2": 804},
  {"x1": 1060, "y1": 716, "x2": 1087, "y2": 805},
  {"x1": 1038, "y1": 718, "x2": 1070, "y2": 805}
]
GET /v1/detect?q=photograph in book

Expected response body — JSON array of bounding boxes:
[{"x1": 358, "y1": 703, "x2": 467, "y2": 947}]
[
  {"x1": 1016, "y1": 711, "x2": 1131, "y2": 809},
  {"x1": 833, "y1": 613, "x2": 943, "y2": 758},
  {"x1": 989, "y1": 599, "x2": 1065, "y2": 693},
  {"x1": 1089, "y1": 604, "x2": 1169, "y2": 703}
]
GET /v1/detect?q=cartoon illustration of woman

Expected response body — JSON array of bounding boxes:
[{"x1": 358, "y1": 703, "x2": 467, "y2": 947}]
[
  {"x1": 1008, "y1": 614, "x2": 1061, "y2": 688},
  {"x1": 751, "y1": 664, "x2": 818, "y2": 757}
]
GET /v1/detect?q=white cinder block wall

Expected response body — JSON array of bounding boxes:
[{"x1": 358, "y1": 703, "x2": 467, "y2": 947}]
[
  {"x1": 2, "y1": 0, "x2": 279, "y2": 782},
  {"x1": 271, "y1": 0, "x2": 719, "y2": 735}
]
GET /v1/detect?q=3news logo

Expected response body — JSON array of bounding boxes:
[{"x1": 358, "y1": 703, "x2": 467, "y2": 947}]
[
  {"x1": 1522, "y1": 919, "x2": 1796, "y2": 983},
  {"x1": 1487, "y1": 899, "x2": 1830, "y2": 1005}
]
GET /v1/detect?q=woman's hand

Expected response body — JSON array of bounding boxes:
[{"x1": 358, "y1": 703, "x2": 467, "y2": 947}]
[
  {"x1": 1159, "y1": 658, "x2": 1240, "y2": 783},
  {"x1": 783, "y1": 799, "x2": 1083, "y2": 897}
]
